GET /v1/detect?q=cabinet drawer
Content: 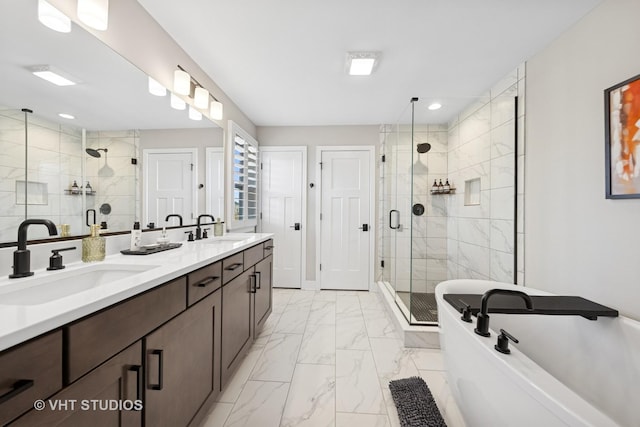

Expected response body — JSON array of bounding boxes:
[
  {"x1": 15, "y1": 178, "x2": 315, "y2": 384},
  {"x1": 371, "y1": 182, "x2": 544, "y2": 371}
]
[
  {"x1": 0, "y1": 331, "x2": 63, "y2": 426},
  {"x1": 243, "y1": 243, "x2": 264, "y2": 268},
  {"x1": 66, "y1": 277, "x2": 186, "y2": 383},
  {"x1": 263, "y1": 239, "x2": 274, "y2": 258},
  {"x1": 188, "y1": 261, "x2": 222, "y2": 306},
  {"x1": 222, "y1": 252, "x2": 244, "y2": 284}
]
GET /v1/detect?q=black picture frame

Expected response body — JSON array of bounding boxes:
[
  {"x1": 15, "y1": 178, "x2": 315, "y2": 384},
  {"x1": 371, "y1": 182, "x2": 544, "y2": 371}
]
[{"x1": 604, "y1": 73, "x2": 640, "y2": 199}]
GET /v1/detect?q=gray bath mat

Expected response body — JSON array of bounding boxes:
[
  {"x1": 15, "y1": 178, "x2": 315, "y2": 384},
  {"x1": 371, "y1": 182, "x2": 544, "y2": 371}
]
[{"x1": 389, "y1": 377, "x2": 447, "y2": 427}]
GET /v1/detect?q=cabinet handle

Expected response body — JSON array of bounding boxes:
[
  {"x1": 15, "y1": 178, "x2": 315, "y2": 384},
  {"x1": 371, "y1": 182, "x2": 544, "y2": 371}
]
[
  {"x1": 128, "y1": 365, "x2": 143, "y2": 401},
  {"x1": 148, "y1": 349, "x2": 164, "y2": 391},
  {"x1": 0, "y1": 379, "x2": 34, "y2": 404},
  {"x1": 255, "y1": 271, "x2": 261, "y2": 290},
  {"x1": 264, "y1": 245, "x2": 274, "y2": 250},
  {"x1": 249, "y1": 274, "x2": 257, "y2": 293},
  {"x1": 195, "y1": 276, "x2": 219, "y2": 287},
  {"x1": 225, "y1": 263, "x2": 242, "y2": 271}
]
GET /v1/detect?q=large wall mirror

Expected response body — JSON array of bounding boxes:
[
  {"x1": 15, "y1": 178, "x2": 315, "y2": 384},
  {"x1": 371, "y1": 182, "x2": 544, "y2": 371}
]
[{"x1": 0, "y1": 0, "x2": 223, "y2": 244}]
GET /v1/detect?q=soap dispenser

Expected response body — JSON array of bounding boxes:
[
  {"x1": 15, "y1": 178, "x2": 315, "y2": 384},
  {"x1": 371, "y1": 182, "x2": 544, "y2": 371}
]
[
  {"x1": 82, "y1": 224, "x2": 105, "y2": 262},
  {"x1": 130, "y1": 222, "x2": 142, "y2": 251}
]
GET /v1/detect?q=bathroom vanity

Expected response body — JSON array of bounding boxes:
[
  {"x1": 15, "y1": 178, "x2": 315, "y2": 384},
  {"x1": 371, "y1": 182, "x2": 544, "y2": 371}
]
[{"x1": 0, "y1": 234, "x2": 273, "y2": 426}]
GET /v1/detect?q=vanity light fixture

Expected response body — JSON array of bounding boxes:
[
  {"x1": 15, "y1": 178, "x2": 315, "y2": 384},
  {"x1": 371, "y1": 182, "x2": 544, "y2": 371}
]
[
  {"x1": 58, "y1": 113, "x2": 75, "y2": 119},
  {"x1": 170, "y1": 93, "x2": 186, "y2": 110},
  {"x1": 175, "y1": 64, "x2": 225, "y2": 121},
  {"x1": 173, "y1": 69, "x2": 191, "y2": 95},
  {"x1": 194, "y1": 87, "x2": 209, "y2": 109},
  {"x1": 188, "y1": 106, "x2": 202, "y2": 121},
  {"x1": 210, "y1": 100, "x2": 223, "y2": 120},
  {"x1": 77, "y1": 0, "x2": 109, "y2": 31},
  {"x1": 29, "y1": 65, "x2": 76, "y2": 86},
  {"x1": 38, "y1": 0, "x2": 71, "y2": 33},
  {"x1": 428, "y1": 102, "x2": 442, "y2": 110},
  {"x1": 347, "y1": 52, "x2": 380, "y2": 76},
  {"x1": 148, "y1": 77, "x2": 167, "y2": 96}
]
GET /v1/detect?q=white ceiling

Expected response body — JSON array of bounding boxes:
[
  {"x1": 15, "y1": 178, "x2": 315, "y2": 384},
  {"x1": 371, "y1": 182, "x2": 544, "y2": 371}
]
[{"x1": 138, "y1": 0, "x2": 601, "y2": 126}]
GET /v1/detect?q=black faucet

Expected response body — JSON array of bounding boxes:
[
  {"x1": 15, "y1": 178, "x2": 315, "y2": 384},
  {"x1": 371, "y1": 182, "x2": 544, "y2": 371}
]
[
  {"x1": 474, "y1": 289, "x2": 533, "y2": 337},
  {"x1": 9, "y1": 219, "x2": 58, "y2": 278},
  {"x1": 195, "y1": 214, "x2": 215, "y2": 240},
  {"x1": 165, "y1": 214, "x2": 183, "y2": 226}
]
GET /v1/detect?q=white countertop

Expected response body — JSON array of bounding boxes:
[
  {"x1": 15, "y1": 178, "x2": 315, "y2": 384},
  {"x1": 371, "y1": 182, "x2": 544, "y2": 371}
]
[{"x1": 0, "y1": 233, "x2": 273, "y2": 352}]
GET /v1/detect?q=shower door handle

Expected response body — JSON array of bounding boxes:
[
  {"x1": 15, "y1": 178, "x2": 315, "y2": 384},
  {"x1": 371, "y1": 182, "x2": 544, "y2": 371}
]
[
  {"x1": 389, "y1": 210, "x2": 400, "y2": 230},
  {"x1": 358, "y1": 224, "x2": 369, "y2": 232}
]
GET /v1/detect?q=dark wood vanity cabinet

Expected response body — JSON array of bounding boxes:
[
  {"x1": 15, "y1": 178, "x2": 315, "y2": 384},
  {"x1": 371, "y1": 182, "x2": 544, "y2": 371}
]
[
  {"x1": 145, "y1": 289, "x2": 221, "y2": 427},
  {"x1": 221, "y1": 268, "x2": 254, "y2": 388},
  {"x1": 254, "y1": 255, "x2": 273, "y2": 337},
  {"x1": 2, "y1": 239, "x2": 271, "y2": 427},
  {"x1": 0, "y1": 331, "x2": 62, "y2": 426},
  {"x1": 10, "y1": 341, "x2": 142, "y2": 427}
]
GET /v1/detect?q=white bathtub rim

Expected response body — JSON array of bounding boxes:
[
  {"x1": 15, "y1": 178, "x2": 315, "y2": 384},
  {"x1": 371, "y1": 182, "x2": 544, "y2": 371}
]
[{"x1": 436, "y1": 279, "x2": 620, "y2": 427}]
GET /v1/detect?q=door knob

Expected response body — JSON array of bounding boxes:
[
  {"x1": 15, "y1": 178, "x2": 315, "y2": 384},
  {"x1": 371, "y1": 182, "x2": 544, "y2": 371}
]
[
  {"x1": 289, "y1": 222, "x2": 301, "y2": 231},
  {"x1": 358, "y1": 224, "x2": 369, "y2": 232}
]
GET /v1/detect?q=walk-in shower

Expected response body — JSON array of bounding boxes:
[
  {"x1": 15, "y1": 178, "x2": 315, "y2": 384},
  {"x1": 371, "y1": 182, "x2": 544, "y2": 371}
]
[{"x1": 380, "y1": 88, "x2": 520, "y2": 325}]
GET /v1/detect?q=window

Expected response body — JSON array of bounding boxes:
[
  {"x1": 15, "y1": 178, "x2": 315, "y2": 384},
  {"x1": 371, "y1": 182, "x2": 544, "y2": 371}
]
[{"x1": 228, "y1": 121, "x2": 259, "y2": 230}]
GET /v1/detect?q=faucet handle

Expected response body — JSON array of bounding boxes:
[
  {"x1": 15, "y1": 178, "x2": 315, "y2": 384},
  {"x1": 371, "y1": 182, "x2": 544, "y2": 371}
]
[
  {"x1": 459, "y1": 299, "x2": 473, "y2": 323},
  {"x1": 47, "y1": 246, "x2": 76, "y2": 271},
  {"x1": 202, "y1": 228, "x2": 210, "y2": 239},
  {"x1": 495, "y1": 329, "x2": 519, "y2": 354},
  {"x1": 185, "y1": 230, "x2": 195, "y2": 242}
]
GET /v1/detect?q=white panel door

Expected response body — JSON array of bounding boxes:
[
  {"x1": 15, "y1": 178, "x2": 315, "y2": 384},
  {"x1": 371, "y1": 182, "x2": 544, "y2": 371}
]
[
  {"x1": 145, "y1": 150, "x2": 194, "y2": 226},
  {"x1": 206, "y1": 147, "x2": 224, "y2": 221},
  {"x1": 320, "y1": 150, "x2": 370, "y2": 290},
  {"x1": 260, "y1": 149, "x2": 304, "y2": 288}
]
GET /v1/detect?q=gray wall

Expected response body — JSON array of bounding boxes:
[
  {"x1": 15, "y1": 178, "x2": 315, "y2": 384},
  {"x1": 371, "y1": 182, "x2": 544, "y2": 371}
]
[
  {"x1": 526, "y1": 0, "x2": 640, "y2": 319},
  {"x1": 257, "y1": 125, "x2": 379, "y2": 283}
]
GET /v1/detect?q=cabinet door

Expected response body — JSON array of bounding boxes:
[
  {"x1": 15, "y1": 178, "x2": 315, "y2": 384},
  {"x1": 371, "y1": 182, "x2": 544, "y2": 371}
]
[
  {"x1": 254, "y1": 255, "x2": 273, "y2": 337},
  {"x1": 10, "y1": 341, "x2": 142, "y2": 427},
  {"x1": 145, "y1": 290, "x2": 219, "y2": 427},
  {"x1": 221, "y1": 268, "x2": 254, "y2": 388}
]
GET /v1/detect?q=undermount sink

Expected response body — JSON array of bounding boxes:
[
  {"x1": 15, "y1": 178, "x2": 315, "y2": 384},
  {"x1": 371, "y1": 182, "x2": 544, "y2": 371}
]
[{"x1": 0, "y1": 263, "x2": 158, "y2": 305}]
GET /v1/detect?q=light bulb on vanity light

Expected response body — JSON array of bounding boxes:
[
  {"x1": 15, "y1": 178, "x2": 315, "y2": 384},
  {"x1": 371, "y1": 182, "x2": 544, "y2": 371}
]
[
  {"x1": 170, "y1": 93, "x2": 186, "y2": 110},
  {"x1": 38, "y1": 0, "x2": 71, "y2": 33},
  {"x1": 173, "y1": 69, "x2": 191, "y2": 95},
  {"x1": 148, "y1": 77, "x2": 166, "y2": 96},
  {"x1": 188, "y1": 106, "x2": 202, "y2": 121},
  {"x1": 194, "y1": 87, "x2": 209, "y2": 109},
  {"x1": 77, "y1": 0, "x2": 109, "y2": 31},
  {"x1": 210, "y1": 100, "x2": 223, "y2": 120}
]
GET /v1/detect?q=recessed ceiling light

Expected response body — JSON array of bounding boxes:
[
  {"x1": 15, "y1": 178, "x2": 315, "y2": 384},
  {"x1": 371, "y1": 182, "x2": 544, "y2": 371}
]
[
  {"x1": 58, "y1": 113, "x2": 75, "y2": 119},
  {"x1": 428, "y1": 103, "x2": 442, "y2": 110},
  {"x1": 29, "y1": 65, "x2": 76, "y2": 86},
  {"x1": 347, "y1": 52, "x2": 380, "y2": 76},
  {"x1": 38, "y1": 0, "x2": 71, "y2": 33}
]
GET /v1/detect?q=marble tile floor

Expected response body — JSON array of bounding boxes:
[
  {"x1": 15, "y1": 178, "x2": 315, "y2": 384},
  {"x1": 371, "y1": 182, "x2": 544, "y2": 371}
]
[{"x1": 198, "y1": 288, "x2": 466, "y2": 427}]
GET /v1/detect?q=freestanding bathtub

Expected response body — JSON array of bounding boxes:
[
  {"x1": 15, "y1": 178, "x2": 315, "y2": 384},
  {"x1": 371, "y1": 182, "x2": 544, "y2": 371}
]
[{"x1": 436, "y1": 279, "x2": 640, "y2": 427}]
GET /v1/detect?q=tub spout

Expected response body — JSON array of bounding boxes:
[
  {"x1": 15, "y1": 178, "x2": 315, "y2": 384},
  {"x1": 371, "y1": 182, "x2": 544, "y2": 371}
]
[{"x1": 474, "y1": 289, "x2": 533, "y2": 337}]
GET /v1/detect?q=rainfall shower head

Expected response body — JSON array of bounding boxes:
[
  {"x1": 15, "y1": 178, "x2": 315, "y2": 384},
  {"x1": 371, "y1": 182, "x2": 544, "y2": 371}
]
[
  {"x1": 417, "y1": 143, "x2": 431, "y2": 154},
  {"x1": 85, "y1": 148, "x2": 107, "y2": 158}
]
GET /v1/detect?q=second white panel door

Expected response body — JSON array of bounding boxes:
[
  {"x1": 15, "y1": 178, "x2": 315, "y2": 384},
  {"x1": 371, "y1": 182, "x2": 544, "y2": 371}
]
[
  {"x1": 320, "y1": 149, "x2": 371, "y2": 290},
  {"x1": 260, "y1": 148, "x2": 304, "y2": 288}
]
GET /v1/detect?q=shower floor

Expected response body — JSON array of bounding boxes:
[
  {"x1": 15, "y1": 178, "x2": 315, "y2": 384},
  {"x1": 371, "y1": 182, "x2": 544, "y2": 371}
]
[{"x1": 397, "y1": 291, "x2": 439, "y2": 323}]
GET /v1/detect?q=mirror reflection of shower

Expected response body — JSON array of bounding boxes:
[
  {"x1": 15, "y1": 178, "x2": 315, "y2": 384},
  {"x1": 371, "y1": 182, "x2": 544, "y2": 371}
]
[{"x1": 85, "y1": 147, "x2": 115, "y2": 177}]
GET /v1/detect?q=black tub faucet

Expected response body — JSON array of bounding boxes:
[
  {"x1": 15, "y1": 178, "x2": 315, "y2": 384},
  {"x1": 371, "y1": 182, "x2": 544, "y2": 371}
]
[
  {"x1": 9, "y1": 219, "x2": 58, "y2": 278},
  {"x1": 196, "y1": 214, "x2": 215, "y2": 240},
  {"x1": 165, "y1": 214, "x2": 183, "y2": 226},
  {"x1": 474, "y1": 289, "x2": 533, "y2": 337}
]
